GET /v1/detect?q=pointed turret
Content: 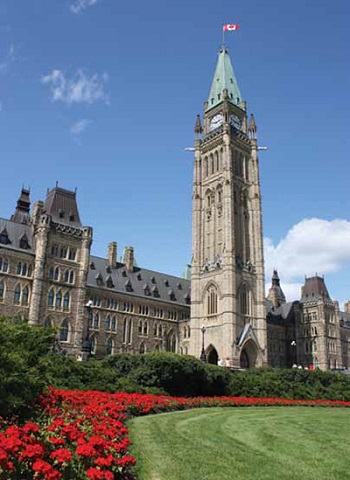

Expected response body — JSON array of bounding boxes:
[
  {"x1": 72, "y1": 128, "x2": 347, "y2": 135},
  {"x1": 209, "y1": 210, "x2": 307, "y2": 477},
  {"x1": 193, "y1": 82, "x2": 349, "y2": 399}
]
[
  {"x1": 11, "y1": 187, "x2": 31, "y2": 224},
  {"x1": 194, "y1": 114, "x2": 202, "y2": 137},
  {"x1": 206, "y1": 46, "x2": 242, "y2": 111},
  {"x1": 267, "y1": 270, "x2": 286, "y2": 308},
  {"x1": 248, "y1": 113, "x2": 257, "y2": 140}
]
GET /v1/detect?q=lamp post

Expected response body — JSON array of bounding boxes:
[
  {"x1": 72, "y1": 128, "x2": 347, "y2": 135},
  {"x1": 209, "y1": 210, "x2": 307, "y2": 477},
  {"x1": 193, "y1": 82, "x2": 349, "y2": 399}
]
[
  {"x1": 81, "y1": 299, "x2": 93, "y2": 361},
  {"x1": 200, "y1": 325, "x2": 207, "y2": 362},
  {"x1": 291, "y1": 340, "x2": 297, "y2": 367}
]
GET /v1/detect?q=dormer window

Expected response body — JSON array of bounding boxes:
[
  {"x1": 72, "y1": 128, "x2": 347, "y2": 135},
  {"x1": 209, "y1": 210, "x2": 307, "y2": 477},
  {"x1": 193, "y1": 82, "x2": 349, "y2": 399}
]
[
  {"x1": 106, "y1": 276, "x2": 114, "y2": 289},
  {"x1": 122, "y1": 270, "x2": 127, "y2": 277},
  {"x1": 125, "y1": 279, "x2": 133, "y2": 292},
  {"x1": 19, "y1": 234, "x2": 30, "y2": 250},
  {"x1": 69, "y1": 212, "x2": 75, "y2": 222},
  {"x1": 164, "y1": 279, "x2": 169, "y2": 287},
  {"x1": 168, "y1": 289, "x2": 176, "y2": 301},
  {"x1": 59, "y1": 209, "x2": 64, "y2": 219},
  {"x1": 137, "y1": 273, "x2": 142, "y2": 281},
  {"x1": 184, "y1": 293, "x2": 191, "y2": 304},
  {"x1": 177, "y1": 282, "x2": 182, "y2": 290},
  {"x1": 152, "y1": 285, "x2": 159, "y2": 298},
  {"x1": 143, "y1": 284, "x2": 150, "y2": 296},
  {"x1": 95, "y1": 273, "x2": 104, "y2": 286},
  {"x1": 106, "y1": 265, "x2": 112, "y2": 273},
  {"x1": 90, "y1": 262, "x2": 95, "y2": 270},
  {"x1": 151, "y1": 276, "x2": 156, "y2": 284},
  {"x1": 0, "y1": 229, "x2": 10, "y2": 245}
]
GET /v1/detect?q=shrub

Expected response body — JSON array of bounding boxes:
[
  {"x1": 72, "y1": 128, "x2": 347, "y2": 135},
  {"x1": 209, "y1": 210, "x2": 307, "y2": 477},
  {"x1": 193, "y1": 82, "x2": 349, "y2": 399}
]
[
  {"x1": 104, "y1": 352, "x2": 232, "y2": 397},
  {"x1": 0, "y1": 316, "x2": 55, "y2": 418}
]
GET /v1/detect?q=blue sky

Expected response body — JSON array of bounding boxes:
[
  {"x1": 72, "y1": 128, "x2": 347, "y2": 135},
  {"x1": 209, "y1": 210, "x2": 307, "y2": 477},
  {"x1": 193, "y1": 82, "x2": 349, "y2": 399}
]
[{"x1": 1, "y1": 0, "x2": 349, "y2": 306}]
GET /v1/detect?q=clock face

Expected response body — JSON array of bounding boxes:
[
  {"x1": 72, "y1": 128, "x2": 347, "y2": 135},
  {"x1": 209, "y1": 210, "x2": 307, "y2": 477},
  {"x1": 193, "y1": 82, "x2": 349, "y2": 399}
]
[
  {"x1": 229, "y1": 114, "x2": 242, "y2": 130},
  {"x1": 210, "y1": 114, "x2": 223, "y2": 131}
]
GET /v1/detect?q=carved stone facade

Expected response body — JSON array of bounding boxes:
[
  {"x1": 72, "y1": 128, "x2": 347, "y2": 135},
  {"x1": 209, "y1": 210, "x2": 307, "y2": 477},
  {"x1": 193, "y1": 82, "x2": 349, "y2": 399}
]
[{"x1": 0, "y1": 47, "x2": 349, "y2": 370}]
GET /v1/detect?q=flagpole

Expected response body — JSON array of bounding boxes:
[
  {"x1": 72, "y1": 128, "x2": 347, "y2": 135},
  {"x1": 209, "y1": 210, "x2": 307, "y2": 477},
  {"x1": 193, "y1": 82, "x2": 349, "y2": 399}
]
[{"x1": 222, "y1": 24, "x2": 225, "y2": 46}]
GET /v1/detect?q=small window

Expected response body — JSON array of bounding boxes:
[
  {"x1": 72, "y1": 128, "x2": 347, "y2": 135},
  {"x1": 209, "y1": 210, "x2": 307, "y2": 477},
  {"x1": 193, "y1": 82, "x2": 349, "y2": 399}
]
[
  {"x1": 22, "y1": 286, "x2": 29, "y2": 304},
  {"x1": 63, "y1": 292, "x2": 70, "y2": 310},
  {"x1": 19, "y1": 234, "x2": 30, "y2": 250},
  {"x1": 48, "y1": 289, "x2": 54, "y2": 306},
  {"x1": 49, "y1": 266, "x2": 54, "y2": 279},
  {"x1": 54, "y1": 267, "x2": 60, "y2": 281},
  {"x1": 64, "y1": 270, "x2": 69, "y2": 283},
  {"x1": 17, "y1": 262, "x2": 22, "y2": 275},
  {"x1": 106, "y1": 337, "x2": 113, "y2": 355},
  {"x1": 93, "y1": 313, "x2": 100, "y2": 329},
  {"x1": 14, "y1": 284, "x2": 21, "y2": 304},
  {"x1": 69, "y1": 213, "x2": 75, "y2": 222},
  {"x1": 111, "y1": 317, "x2": 116, "y2": 332},
  {"x1": 90, "y1": 336, "x2": 96, "y2": 354},
  {"x1": 56, "y1": 290, "x2": 62, "y2": 308},
  {"x1": 60, "y1": 319, "x2": 69, "y2": 342},
  {"x1": 105, "y1": 315, "x2": 111, "y2": 330},
  {"x1": 0, "y1": 281, "x2": 5, "y2": 300},
  {"x1": 69, "y1": 271, "x2": 74, "y2": 284},
  {"x1": 68, "y1": 248, "x2": 76, "y2": 261},
  {"x1": 28, "y1": 265, "x2": 32, "y2": 277}
]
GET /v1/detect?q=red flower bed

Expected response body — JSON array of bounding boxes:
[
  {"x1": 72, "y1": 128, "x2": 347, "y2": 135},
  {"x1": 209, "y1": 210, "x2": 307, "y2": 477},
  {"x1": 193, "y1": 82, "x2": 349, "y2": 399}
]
[{"x1": 1, "y1": 388, "x2": 349, "y2": 479}]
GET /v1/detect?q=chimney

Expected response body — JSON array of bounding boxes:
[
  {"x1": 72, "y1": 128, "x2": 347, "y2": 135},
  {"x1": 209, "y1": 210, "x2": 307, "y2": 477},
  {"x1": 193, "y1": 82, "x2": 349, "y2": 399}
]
[
  {"x1": 107, "y1": 242, "x2": 117, "y2": 267},
  {"x1": 344, "y1": 301, "x2": 350, "y2": 314},
  {"x1": 123, "y1": 246, "x2": 134, "y2": 272}
]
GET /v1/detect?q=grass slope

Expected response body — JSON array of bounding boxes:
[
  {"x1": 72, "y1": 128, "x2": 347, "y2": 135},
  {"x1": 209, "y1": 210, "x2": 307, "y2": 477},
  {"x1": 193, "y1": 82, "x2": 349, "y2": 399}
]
[{"x1": 129, "y1": 407, "x2": 350, "y2": 480}]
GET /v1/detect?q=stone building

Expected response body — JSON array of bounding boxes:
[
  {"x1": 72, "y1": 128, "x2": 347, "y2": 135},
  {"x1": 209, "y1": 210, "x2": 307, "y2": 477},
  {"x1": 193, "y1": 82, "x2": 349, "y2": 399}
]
[{"x1": 0, "y1": 46, "x2": 349, "y2": 369}]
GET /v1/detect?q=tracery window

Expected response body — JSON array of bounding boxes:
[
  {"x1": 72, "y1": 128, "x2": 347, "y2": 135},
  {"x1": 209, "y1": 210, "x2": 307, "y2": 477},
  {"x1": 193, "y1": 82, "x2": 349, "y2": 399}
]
[
  {"x1": 48, "y1": 289, "x2": 54, "y2": 306},
  {"x1": 106, "y1": 337, "x2": 113, "y2": 355},
  {"x1": 111, "y1": 317, "x2": 116, "y2": 332},
  {"x1": 207, "y1": 284, "x2": 218, "y2": 315},
  {"x1": 63, "y1": 292, "x2": 70, "y2": 311},
  {"x1": 22, "y1": 286, "x2": 29, "y2": 305},
  {"x1": 56, "y1": 290, "x2": 62, "y2": 308}
]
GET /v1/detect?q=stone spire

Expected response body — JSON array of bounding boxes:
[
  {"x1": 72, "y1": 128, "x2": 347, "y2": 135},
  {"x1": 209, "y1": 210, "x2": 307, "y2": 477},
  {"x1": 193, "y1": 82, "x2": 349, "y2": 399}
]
[
  {"x1": 194, "y1": 114, "x2": 202, "y2": 137},
  {"x1": 267, "y1": 270, "x2": 286, "y2": 308},
  {"x1": 11, "y1": 187, "x2": 31, "y2": 224},
  {"x1": 248, "y1": 113, "x2": 257, "y2": 140},
  {"x1": 206, "y1": 46, "x2": 242, "y2": 111}
]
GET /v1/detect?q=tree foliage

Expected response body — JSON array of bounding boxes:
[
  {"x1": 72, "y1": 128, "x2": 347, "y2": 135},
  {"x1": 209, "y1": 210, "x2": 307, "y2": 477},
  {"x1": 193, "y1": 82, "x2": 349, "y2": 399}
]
[{"x1": 0, "y1": 316, "x2": 55, "y2": 418}]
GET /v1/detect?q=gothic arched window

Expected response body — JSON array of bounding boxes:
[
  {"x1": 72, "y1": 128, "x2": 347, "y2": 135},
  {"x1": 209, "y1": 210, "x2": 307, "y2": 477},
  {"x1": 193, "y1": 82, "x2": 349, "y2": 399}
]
[
  {"x1": 93, "y1": 313, "x2": 100, "y2": 329},
  {"x1": 240, "y1": 284, "x2": 252, "y2": 316},
  {"x1": 0, "y1": 280, "x2": 5, "y2": 300},
  {"x1": 64, "y1": 270, "x2": 69, "y2": 283},
  {"x1": 106, "y1": 337, "x2": 113, "y2": 355},
  {"x1": 143, "y1": 321, "x2": 148, "y2": 336},
  {"x1": 21, "y1": 263, "x2": 27, "y2": 276},
  {"x1": 59, "y1": 319, "x2": 69, "y2": 342},
  {"x1": 204, "y1": 157, "x2": 208, "y2": 178},
  {"x1": 16, "y1": 262, "x2": 22, "y2": 275},
  {"x1": 48, "y1": 289, "x2": 54, "y2": 306},
  {"x1": 63, "y1": 292, "x2": 70, "y2": 310},
  {"x1": 105, "y1": 315, "x2": 111, "y2": 330},
  {"x1": 139, "y1": 342, "x2": 145, "y2": 354},
  {"x1": 54, "y1": 267, "x2": 60, "y2": 281},
  {"x1": 14, "y1": 284, "x2": 21, "y2": 304},
  {"x1": 55, "y1": 290, "x2": 62, "y2": 308},
  {"x1": 69, "y1": 271, "x2": 74, "y2": 284},
  {"x1": 207, "y1": 285, "x2": 218, "y2": 315},
  {"x1": 22, "y1": 286, "x2": 29, "y2": 304},
  {"x1": 111, "y1": 317, "x2": 116, "y2": 332}
]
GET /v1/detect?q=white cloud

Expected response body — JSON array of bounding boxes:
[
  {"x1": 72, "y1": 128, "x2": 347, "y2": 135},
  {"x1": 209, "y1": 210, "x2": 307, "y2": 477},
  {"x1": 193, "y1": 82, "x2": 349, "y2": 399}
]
[
  {"x1": 264, "y1": 218, "x2": 350, "y2": 300},
  {"x1": 70, "y1": 0, "x2": 99, "y2": 14},
  {"x1": 0, "y1": 43, "x2": 15, "y2": 74},
  {"x1": 70, "y1": 119, "x2": 91, "y2": 135},
  {"x1": 41, "y1": 69, "x2": 108, "y2": 106}
]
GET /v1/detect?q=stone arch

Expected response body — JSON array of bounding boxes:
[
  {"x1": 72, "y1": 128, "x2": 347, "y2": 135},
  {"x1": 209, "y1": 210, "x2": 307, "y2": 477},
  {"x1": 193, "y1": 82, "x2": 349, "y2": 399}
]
[
  {"x1": 206, "y1": 344, "x2": 219, "y2": 365},
  {"x1": 240, "y1": 339, "x2": 259, "y2": 369}
]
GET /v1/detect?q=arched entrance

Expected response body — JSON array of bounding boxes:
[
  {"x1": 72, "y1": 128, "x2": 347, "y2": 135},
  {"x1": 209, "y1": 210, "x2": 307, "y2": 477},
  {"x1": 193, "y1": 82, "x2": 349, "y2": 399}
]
[
  {"x1": 239, "y1": 340, "x2": 258, "y2": 369},
  {"x1": 207, "y1": 345, "x2": 219, "y2": 365}
]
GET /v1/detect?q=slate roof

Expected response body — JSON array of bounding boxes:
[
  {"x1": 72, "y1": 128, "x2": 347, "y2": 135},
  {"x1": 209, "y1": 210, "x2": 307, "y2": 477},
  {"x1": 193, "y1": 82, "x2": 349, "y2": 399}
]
[
  {"x1": 301, "y1": 276, "x2": 331, "y2": 302},
  {"x1": 0, "y1": 218, "x2": 34, "y2": 254},
  {"x1": 43, "y1": 187, "x2": 82, "y2": 228},
  {"x1": 266, "y1": 299, "x2": 296, "y2": 325},
  {"x1": 87, "y1": 255, "x2": 191, "y2": 307}
]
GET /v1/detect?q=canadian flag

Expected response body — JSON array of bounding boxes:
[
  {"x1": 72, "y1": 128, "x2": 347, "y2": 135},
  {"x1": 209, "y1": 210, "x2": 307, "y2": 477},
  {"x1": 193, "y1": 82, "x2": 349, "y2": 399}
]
[{"x1": 223, "y1": 24, "x2": 240, "y2": 31}]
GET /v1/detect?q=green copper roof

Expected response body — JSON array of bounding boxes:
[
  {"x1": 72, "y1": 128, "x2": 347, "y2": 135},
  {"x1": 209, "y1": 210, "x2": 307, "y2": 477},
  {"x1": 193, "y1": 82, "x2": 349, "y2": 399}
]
[{"x1": 207, "y1": 46, "x2": 242, "y2": 111}]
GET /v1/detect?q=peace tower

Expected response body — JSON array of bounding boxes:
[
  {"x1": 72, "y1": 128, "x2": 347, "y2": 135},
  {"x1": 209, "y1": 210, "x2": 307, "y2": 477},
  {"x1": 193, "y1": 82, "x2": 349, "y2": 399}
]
[{"x1": 189, "y1": 47, "x2": 267, "y2": 367}]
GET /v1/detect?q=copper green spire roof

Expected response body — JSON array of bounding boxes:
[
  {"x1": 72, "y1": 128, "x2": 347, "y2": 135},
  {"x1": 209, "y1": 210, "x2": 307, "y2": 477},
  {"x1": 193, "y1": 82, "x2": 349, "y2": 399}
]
[{"x1": 207, "y1": 46, "x2": 242, "y2": 111}]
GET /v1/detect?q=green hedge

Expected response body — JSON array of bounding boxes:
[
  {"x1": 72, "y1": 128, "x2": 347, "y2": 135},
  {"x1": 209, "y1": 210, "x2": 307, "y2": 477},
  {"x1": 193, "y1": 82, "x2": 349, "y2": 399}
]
[{"x1": 230, "y1": 368, "x2": 350, "y2": 401}]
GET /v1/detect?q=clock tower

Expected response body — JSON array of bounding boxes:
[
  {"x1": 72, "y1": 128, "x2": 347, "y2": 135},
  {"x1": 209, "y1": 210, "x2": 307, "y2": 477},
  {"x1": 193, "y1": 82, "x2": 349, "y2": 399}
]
[{"x1": 189, "y1": 46, "x2": 267, "y2": 368}]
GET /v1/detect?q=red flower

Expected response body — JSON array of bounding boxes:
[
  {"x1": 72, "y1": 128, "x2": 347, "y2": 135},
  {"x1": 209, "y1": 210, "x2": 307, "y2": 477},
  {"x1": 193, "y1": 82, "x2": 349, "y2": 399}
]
[{"x1": 50, "y1": 448, "x2": 73, "y2": 464}]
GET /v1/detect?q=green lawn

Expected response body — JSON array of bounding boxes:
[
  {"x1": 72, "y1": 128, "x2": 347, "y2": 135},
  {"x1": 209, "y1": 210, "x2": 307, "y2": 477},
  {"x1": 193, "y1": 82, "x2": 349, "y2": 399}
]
[{"x1": 128, "y1": 407, "x2": 350, "y2": 480}]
